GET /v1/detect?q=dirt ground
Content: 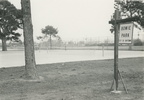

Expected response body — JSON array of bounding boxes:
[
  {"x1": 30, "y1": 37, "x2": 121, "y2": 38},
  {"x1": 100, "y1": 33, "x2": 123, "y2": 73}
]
[{"x1": 0, "y1": 57, "x2": 144, "y2": 100}]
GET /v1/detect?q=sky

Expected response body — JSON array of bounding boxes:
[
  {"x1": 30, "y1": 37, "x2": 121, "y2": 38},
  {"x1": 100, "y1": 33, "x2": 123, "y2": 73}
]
[{"x1": 8, "y1": 0, "x2": 144, "y2": 42}]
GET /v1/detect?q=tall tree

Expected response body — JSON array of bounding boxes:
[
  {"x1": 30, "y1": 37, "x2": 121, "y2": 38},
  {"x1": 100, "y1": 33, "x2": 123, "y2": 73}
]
[
  {"x1": 0, "y1": 0, "x2": 22, "y2": 51},
  {"x1": 41, "y1": 25, "x2": 58, "y2": 49},
  {"x1": 21, "y1": 0, "x2": 38, "y2": 79}
]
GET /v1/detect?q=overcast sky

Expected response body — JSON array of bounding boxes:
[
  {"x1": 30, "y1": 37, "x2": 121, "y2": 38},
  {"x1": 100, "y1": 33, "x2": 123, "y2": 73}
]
[{"x1": 9, "y1": 0, "x2": 144, "y2": 42}]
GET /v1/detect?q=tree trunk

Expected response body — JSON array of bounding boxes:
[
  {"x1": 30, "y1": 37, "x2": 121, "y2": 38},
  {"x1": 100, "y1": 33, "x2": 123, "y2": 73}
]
[
  {"x1": 2, "y1": 37, "x2": 7, "y2": 51},
  {"x1": 21, "y1": 0, "x2": 38, "y2": 79},
  {"x1": 50, "y1": 35, "x2": 52, "y2": 49}
]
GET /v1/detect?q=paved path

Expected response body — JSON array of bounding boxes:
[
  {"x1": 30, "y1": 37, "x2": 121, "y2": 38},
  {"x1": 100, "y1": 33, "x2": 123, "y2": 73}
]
[{"x1": 0, "y1": 50, "x2": 144, "y2": 68}]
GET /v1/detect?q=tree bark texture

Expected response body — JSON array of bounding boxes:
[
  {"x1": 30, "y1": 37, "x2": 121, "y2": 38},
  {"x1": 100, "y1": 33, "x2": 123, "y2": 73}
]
[
  {"x1": 21, "y1": 0, "x2": 38, "y2": 79},
  {"x1": 1, "y1": 37, "x2": 7, "y2": 51}
]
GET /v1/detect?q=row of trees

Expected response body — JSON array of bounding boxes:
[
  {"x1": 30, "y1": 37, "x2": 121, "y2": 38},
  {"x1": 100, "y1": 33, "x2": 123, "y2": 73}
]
[
  {"x1": 37, "y1": 38, "x2": 144, "y2": 48},
  {"x1": 3, "y1": 35, "x2": 143, "y2": 50}
]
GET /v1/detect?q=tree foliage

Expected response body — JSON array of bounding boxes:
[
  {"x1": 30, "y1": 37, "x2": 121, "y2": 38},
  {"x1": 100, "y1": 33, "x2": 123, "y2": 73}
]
[
  {"x1": 41, "y1": 25, "x2": 58, "y2": 49},
  {"x1": 118, "y1": 0, "x2": 144, "y2": 28},
  {"x1": 0, "y1": 0, "x2": 22, "y2": 51},
  {"x1": 0, "y1": 0, "x2": 22, "y2": 41},
  {"x1": 41, "y1": 25, "x2": 58, "y2": 37},
  {"x1": 110, "y1": 1, "x2": 144, "y2": 33}
]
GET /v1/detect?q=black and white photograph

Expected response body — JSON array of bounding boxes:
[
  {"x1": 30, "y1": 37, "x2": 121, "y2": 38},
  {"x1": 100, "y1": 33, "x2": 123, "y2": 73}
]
[{"x1": 0, "y1": 0, "x2": 144, "y2": 100}]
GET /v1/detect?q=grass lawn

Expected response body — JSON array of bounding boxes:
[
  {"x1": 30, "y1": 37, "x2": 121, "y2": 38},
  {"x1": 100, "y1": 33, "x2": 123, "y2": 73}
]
[{"x1": 0, "y1": 57, "x2": 143, "y2": 100}]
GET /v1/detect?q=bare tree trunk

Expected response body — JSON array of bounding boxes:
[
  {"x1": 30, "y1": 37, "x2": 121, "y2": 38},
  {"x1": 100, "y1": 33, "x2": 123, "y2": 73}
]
[
  {"x1": 2, "y1": 37, "x2": 7, "y2": 51},
  {"x1": 21, "y1": 0, "x2": 38, "y2": 79},
  {"x1": 50, "y1": 35, "x2": 52, "y2": 49}
]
